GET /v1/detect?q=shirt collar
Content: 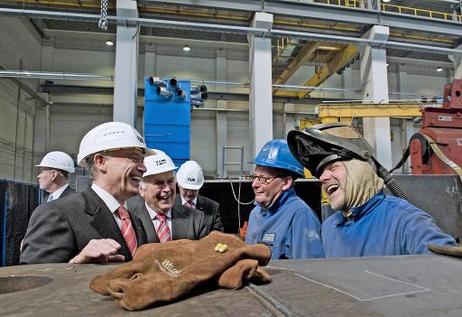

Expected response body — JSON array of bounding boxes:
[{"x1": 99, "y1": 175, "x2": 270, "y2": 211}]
[
  {"x1": 256, "y1": 187, "x2": 295, "y2": 214},
  {"x1": 50, "y1": 184, "x2": 69, "y2": 199},
  {"x1": 180, "y1": 195, "x2": 197, "y2": 206},
  {"x1": 332, "y1": 191, "x2": 386, "y2": 226},
  {"x1": 145, "y1": 202, "x2": 172, "y2": 220},
  {"x1": 91, "y1": 183, "x2": 124, "y2": 214}
]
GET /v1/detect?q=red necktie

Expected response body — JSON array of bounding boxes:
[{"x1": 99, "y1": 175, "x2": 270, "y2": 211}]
[
  {"x1": 156, "y1": 213, "x2": 171, "y2": 243},
  {"x1": 117, "y1": 205, "x2": 137, "y2": 256},
  {"x1": 184, "y1": 200, "x2": 194, "y2": 208}
]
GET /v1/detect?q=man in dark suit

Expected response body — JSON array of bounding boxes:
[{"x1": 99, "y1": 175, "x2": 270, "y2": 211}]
[
  {"x1": 21, "y1": 122, "x2": 151, "y2": 264},
  {"x1": 175, "y1": 160, "x2": 223, "y2": 232},
  {"x1": 128, "y1": 151, "x2": 208, "y2": 243},
  {"x1": 36, "y1": 151, "x2": 76, "y2": 204}
]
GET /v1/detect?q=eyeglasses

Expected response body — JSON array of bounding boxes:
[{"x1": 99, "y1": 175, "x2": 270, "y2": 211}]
[{"x1": 247, "y1": 175, "x2": 282, "y2": 185}]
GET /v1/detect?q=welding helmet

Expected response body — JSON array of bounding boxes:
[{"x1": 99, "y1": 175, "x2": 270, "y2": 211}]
[{"x1": 287, "y1": 123, "x2": 375, "y2": 177}]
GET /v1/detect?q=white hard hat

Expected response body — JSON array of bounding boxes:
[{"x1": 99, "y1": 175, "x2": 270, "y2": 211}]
[
  {"x1": 77, "y1": 122, "x2": 151, "y2": 166},
  {"x1": 176, "y1": 160, "x2": 204, "y2": 190},
  {"x1": 143, "y1": 150, "x2": 177, "y2": 177},
  {"x1": 36, "y1": 151, "x2": 75, "y2": 173}
]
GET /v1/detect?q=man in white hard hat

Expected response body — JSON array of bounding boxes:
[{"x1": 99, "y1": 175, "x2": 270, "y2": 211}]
[
  {"x1": 21, "y1": 122, "x2": 149, "y2": 264},
  {"x1": 174, "y1": 160, "x2": 223, "y2": 233},
  {"x1": 128, "y1": 152, "x2": 208, "y2": 243},
  {"x1": 36, "y1": 151, "x2": 75, "y2": 204}
]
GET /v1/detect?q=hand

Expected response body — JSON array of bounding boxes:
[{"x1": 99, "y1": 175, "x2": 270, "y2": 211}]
[{"x1": 69, "y1": 239, "x2": 125, "y2": 264}]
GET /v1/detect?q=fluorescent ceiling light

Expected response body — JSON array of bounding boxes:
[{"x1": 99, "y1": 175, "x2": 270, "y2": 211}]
[
  {"x1": 382, "y1": 0, "x2": 391, "y2": 3},
  {"x1": 183, "y1": 45, "x2": 191, "y2": 52},
  {"x1": 436, "y1": 66, "x2": 443, "y2": 72},
  {"x1": 105, "y1": 40, "x2": 114, "y2": 46}
]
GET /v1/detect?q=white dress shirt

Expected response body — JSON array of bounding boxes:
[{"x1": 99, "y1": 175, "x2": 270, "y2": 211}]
[
  {"x1": 47, "y1": 184, "x2": 70, "y2": 202},
  {"x1": 91, "y1": 183, "x2": 126, "y2": 228},
  {"x1": 144, "y1": 202, "x2": 173, "y2": 235}
]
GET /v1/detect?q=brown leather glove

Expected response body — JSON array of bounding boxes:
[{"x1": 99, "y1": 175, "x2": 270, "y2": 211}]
[{"x1": 89, "y1": 231, "x2": 272, "y2": 311}]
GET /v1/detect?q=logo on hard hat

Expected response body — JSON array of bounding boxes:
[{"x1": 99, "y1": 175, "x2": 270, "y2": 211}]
[
  {"x1": 156, "y1": 159, "x2": 167, "y2": 166},
  {"x1": 103, "y1": 130, "x2": 125, "y2": 136},
  {"x1": 137, "y1": 136, "x2": 144, "y2": 143},
  {"x1": 187, "y1": 177, "x2": 196, "y2": 182}
]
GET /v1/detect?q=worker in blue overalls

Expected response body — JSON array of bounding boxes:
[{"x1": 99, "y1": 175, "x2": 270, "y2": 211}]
[
  {"x1": 245, "y1": 139, "x2": 324, "y2": 259},
  {"x1": 287, "y1": 123, "x2": 456, "y2": 257}
]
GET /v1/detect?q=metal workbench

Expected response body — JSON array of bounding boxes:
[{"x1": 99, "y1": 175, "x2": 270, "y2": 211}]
[{"x1": 1, "y1": 254, "x2": 462, "y2": 316}]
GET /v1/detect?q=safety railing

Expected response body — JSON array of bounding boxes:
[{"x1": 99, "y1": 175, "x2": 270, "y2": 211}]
[
  {"x1": 313, "y1": 0, "x2": 364, "y2": 8},
  {"x1": 381, "y1": 4, "x2": 461, "y2": 22},
  {"x1": 310, "y1": 0, "x2": 462, "y2": 23}
]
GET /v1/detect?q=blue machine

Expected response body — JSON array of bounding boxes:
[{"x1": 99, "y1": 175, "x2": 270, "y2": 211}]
[
  {"x1": 144, "y1": 77, "x2": 208, "y2": 166},
  {"x1": 144, "y1": 77, "x2": 192, "y2": 167}
]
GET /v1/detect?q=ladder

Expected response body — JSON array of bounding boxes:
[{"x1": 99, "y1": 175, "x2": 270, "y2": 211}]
[{"x1": 221, "y1": 145, "x2": 244, "y2": 178}]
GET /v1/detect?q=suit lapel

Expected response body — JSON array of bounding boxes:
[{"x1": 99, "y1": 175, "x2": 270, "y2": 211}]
[
  {"x1": 140, "y1": 204, "x2": 159, "y2": 243},
  {"x1": 83, "y1": 189, "x2": 132, "y2": 260},
  {"x1": 61, "y1": 186, "x2": 74, "y2": 198},
  {"x1": 195, "y1": 196, "x2": 205, "y2": 212},
  {"x1": 171, "y1": 205, "x2": 191, "y2": 240}
]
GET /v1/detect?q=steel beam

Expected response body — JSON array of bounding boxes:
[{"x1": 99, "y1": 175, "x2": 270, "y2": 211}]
[
  {"x1": 317, "y1": 103, "x2": 422, "y2": 123},
  {"x1": 1, "y1": 8, "x2": 462, "y2": 55},
  {"x1": 298, "y1": 44, "x2": 358, "y2": 98},
  {"x1": 273, "y1": 42, "x2": 320, "y2": 91},
  {"x1": 141, "y1": 0, "x2": 462, "y2": 37}
]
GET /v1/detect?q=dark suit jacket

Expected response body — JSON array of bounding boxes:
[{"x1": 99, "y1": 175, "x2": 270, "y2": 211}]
[
  {"x1": 175, "y1": 194, "x2": 224, "y2": 233},
  {"x1": 42, "y1": 185, "x2": 75, "y2": 205},
  {"x1": 127, "y1": 195, "x2": 208, "y2": 243},
  {"x1": 21, "y1": 188, "x2": 147, "y2": 264}
]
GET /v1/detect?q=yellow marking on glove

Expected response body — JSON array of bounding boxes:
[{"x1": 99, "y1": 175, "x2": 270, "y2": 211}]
[{"x1": 214, "y1": 243, "x2": 228, "y2": 253}]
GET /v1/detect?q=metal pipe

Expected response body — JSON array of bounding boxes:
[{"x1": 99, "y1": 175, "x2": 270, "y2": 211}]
[
  {"x1": 0, "y1": 70, "x2": 113, "y2": 81},
  {"x1": 1, "y1": 8, "x2": 461, "y2": 55},
  {"x1": 191, "y1": 79, "x2": 360, "y2": 92}
]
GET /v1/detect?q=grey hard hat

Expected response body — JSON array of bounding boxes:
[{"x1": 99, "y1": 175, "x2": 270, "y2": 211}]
[{"x1": 287, "y1": 123, "x2": 375, "y2": 177}]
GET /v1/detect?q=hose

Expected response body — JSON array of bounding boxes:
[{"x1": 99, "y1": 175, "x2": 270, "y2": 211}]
[
  {"x1": 373, "y1": 158, "x2": 408, "y2": 201},
  {"x1": 226, "y1": 176, "x2": 255, "y2": 235}
]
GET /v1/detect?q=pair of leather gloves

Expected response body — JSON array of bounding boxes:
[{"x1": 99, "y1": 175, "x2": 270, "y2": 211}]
[{"x1": 90, "y1": 231, "x2": 272, "y2": 311}]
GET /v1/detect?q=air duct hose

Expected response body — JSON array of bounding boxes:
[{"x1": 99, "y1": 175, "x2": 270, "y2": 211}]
[{"x1": 373, "y1": 158, "x2": 408, "y2": 201}]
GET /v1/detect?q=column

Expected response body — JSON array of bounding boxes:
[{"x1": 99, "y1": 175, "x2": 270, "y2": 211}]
[
  {"x1": 113, "y1": 0, "x2": 139, "y2": 126},
  {"x1": 360, "y1": 25, "x2": 393, "y2": 169},
  {"x1": 216, "y1": 48, "x2": 228, "y2": 177},
  {"x1": 248, "y1": 12, "x2": 273, "y2": 159}
]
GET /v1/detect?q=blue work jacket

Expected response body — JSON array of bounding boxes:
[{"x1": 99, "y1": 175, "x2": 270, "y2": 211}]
[
  {"x1": 245, "y1": 187, "x2": 325, "y2": 259},
  {"x1": 322, "y1": 191, "x2": 456, "y2": 257}
]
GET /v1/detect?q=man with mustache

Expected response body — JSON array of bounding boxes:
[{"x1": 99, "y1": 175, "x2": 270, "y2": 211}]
[
  {"x1": 288, "y1": 123, "x2": 456, "y2": 257},
  {"x1": 128, "y1": 151, "x2": 208, "y2": 243},
  {"x1": 245, "y1": 139, "x2": 324, "y2": 259},
  {"x1": 21, "y1": 122, "x2": 149, "y2": 264}
]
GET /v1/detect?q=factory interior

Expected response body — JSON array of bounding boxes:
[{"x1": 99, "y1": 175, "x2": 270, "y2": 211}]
[{"x1": 1, "y1": 0, "x2": 462, "y2": 315}]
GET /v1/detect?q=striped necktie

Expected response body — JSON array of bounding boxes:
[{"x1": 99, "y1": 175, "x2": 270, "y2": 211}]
[
  {"x1": 184, "y1": 200, "x2": 194, "y2": 208},
  {"x1": 156, "y1": 213, "x2": 171, "y2": 243},
  {"x1": 117, "y1": 205, "x2": 137, "y2": 256}
]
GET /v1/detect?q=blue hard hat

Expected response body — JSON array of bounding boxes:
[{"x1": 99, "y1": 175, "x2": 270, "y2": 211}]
[{"x1": 254, "y1": 139, "x2": 305, "y2": 176}]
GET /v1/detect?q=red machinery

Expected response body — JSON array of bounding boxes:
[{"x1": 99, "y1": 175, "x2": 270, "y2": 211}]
[{"x1": 409, "y1": 80, "x2": 462, "y2": 175}]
